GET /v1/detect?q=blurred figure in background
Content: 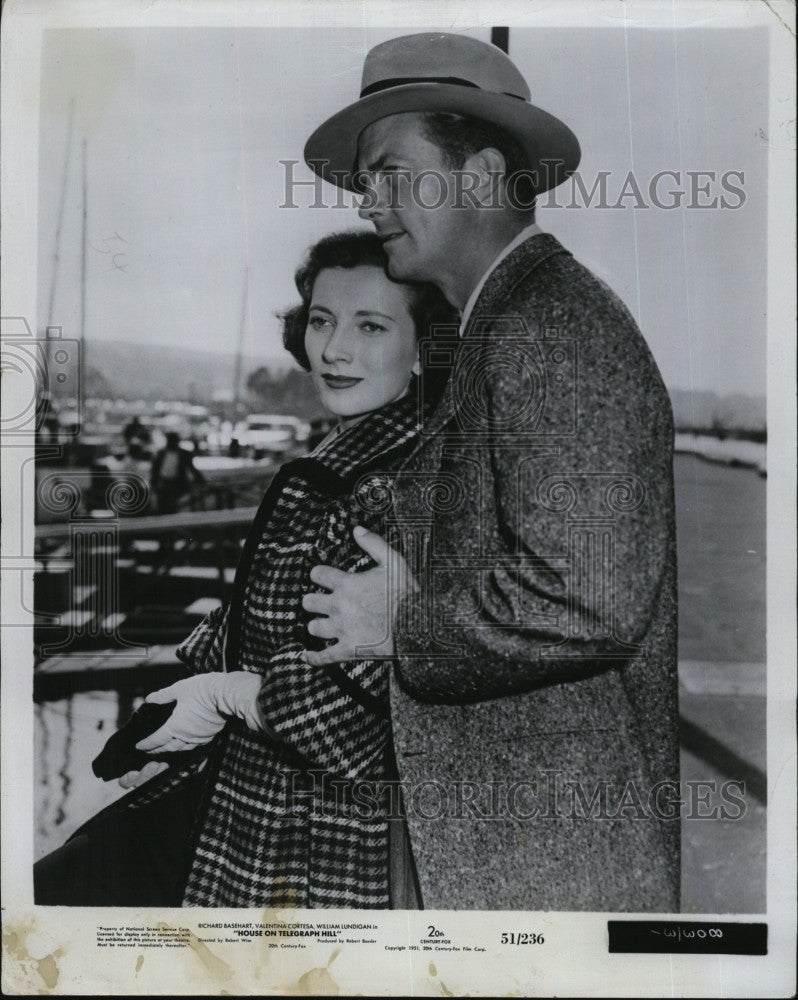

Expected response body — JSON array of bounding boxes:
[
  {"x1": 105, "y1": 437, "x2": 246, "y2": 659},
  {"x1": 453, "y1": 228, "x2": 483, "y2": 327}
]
[
  {"x1": 150, "y1": 431, "x2": 205, "y2": 514},
  {"x1": 123, "y1": 415, "x2": 152, "y2": 456}
]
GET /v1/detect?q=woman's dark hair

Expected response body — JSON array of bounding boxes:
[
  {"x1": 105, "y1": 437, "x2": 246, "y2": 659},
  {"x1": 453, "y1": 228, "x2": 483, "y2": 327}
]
[{"x1": 281, "y1": 231, "x2": 458, "y2": 400}]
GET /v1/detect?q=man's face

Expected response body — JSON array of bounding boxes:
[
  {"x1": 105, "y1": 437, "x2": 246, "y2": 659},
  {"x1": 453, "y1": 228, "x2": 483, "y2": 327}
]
[{"x1": 355, "y1": 113, "x2": 467, "y2": 291}]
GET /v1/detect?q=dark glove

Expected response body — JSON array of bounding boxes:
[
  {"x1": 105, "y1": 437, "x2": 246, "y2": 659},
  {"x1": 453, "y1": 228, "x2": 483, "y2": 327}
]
[{"x1": 92, "y1": 701, "x2": 208, "y2": 781}]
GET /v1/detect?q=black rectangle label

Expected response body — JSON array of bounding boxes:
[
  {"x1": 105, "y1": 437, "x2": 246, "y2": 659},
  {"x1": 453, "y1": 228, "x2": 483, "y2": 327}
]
[{"x1": 608, "y1": 921, "x2": 767, "y2": 955}]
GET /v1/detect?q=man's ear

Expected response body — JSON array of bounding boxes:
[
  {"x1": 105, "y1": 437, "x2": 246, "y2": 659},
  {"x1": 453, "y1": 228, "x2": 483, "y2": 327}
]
[
  {"x1": 411, "y1": 357, "x2": 422, "y2": 377},
  {"x1": 463, "y1": 147, "x2": 507, "y2": 204}
]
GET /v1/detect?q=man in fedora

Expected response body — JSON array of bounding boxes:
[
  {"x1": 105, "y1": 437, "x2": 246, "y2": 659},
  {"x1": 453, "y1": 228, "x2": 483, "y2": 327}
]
[{"x1": 301, "y1": 32, "x2": 680, "y2": 911}]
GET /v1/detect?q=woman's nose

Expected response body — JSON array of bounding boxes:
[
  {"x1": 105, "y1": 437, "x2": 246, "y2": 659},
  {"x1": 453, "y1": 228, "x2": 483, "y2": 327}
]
[{"x1": 321, "y1": 326, "x2": 353, "y2": 363}]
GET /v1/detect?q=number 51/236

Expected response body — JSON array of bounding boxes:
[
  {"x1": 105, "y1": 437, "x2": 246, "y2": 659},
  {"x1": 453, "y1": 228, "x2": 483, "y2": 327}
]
[{"x1": 501, "y1": 933, "x2": 545, "y2": 945}]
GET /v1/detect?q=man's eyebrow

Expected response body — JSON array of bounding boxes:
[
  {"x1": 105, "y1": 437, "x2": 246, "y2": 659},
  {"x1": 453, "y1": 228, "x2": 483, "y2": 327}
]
[
  {"x1": 360, "y1": 153, "x2": 386, "y2": 173},
  {"x1": 362, "y1": 153, "x2": 407, "y2": 173}
]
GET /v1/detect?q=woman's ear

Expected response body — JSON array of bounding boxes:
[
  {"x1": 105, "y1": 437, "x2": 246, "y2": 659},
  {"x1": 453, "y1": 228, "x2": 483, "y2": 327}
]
[{"x1": 411, "y1": 357, "x2": 422, "y2": 377}]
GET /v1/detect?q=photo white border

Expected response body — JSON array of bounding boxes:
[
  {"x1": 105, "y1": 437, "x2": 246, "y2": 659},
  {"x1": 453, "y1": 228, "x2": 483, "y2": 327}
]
[{"x1": 2, "y1": 0, "x2": 795, "y2": 995}]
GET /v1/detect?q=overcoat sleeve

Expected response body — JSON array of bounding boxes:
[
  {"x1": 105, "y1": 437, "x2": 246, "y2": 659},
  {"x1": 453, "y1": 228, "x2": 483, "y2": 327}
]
[{"x1": 394, "y1": 270, "x2": 676, "y2": 704}]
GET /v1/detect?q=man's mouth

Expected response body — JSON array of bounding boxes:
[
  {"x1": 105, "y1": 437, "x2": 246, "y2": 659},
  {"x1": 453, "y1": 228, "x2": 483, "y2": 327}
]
[
  {"x1": 379, "y1": 231, "x2": 405, "y2": 246},
  {"x1": 322, "y1": 374, "x2": 363, "y2": 389}
]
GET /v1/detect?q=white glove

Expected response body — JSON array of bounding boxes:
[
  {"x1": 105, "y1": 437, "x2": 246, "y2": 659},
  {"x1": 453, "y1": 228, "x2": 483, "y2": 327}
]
[{"x1": 134, "y1": 672, "x2": 265, "y2": 753}]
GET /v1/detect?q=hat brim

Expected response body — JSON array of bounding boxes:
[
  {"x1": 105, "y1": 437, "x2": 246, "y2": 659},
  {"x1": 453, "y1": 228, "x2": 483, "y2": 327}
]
[{"x1": 304, "y1": 83, "x2": 581, "y2": 193}]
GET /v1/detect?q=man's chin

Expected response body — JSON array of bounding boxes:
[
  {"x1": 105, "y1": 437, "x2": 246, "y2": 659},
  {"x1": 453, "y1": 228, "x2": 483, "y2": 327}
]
[{"x1": 386, "y1": 253, "x2": 416, "y2": 281}]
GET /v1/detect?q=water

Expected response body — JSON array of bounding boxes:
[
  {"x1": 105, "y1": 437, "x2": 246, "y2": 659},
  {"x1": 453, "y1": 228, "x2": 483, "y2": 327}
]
[
  {"x1": 35, "y1": 692, "x2": 137, "y2": 859},
  {"x1": 674, "y1": 453, "x2": 765, "y2": 665}
]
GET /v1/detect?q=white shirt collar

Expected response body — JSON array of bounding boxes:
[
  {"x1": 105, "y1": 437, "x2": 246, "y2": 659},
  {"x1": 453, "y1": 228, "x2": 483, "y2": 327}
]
[{"x1": 458, "y1": 222, "x2": 543, "y2": 335}]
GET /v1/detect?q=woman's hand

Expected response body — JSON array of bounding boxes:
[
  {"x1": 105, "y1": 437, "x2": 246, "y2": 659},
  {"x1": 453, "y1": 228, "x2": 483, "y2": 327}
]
[
  {"x1": 134, "y1": 677, "x2": 227, "y2": 753},
  {"x1": 118, "y1": 759, "x2": 169, "y2": 789},
  {"x1": 135, "y1": 672, "x2": 266, "y2": 752},
  {"x1": 115, "y1": 673, "x2": 267, "y2": 788}
]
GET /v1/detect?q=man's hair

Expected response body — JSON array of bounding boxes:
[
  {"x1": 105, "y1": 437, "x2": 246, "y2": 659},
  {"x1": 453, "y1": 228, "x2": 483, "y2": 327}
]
[
  {"x1": 419, "y1": 112, "x2": 537, "y2": 212},
  {"x1": 280, "y1": 231, "x2": 457, "y2": 389}
]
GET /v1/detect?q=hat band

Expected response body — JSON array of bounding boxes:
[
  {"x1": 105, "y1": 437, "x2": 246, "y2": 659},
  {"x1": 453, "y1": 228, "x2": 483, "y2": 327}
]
[{"x1": 360, "y1": 75, "x2": 525, "y2": 101}]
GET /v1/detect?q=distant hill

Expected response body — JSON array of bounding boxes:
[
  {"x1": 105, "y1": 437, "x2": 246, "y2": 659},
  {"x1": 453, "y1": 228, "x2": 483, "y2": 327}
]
[
  {"x1": 80, "y1": 339, "x2": 296, "y2": 403},
  {"x1": 75, "y1": 339, "x2": 766, "y2": 431},
  {"x1": 669, "y1": 388, "x2": 766, "y2": 433}
]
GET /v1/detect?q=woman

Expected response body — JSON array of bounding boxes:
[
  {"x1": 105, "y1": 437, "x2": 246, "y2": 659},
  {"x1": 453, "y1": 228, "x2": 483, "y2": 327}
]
[{"x1": 34, "y1": 231, "x2": 456, "y2": 909}]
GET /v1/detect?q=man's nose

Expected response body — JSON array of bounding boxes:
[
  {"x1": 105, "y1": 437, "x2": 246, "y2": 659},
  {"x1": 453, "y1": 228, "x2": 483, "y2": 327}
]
[
  {"x1": 357, "y1": 195, "x2": 383, "y2": 223},
  {"x1": 357, "y1": 175, "x2": 388, "y2": 222}
]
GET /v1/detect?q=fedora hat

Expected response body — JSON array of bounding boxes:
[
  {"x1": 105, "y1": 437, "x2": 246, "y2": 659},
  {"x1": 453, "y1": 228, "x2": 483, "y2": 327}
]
[{"x1": 304, "y1": 32, "x2": 580, "y2": 193}]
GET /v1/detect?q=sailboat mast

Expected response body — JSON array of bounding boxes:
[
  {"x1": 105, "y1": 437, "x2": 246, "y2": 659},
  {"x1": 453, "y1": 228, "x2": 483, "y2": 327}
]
[
  {"x1": 80, "y1": 136, "x2": 88, "y2": 375},
  {"x1": 46, "y1": 99, "x2": 75, "y2": 328},
  {"x1": 232, "y1": 268, "x2": 248, "y2": 413},
  {"x1": 490, "y1": 26, "x2": 509, "y2": 53}
]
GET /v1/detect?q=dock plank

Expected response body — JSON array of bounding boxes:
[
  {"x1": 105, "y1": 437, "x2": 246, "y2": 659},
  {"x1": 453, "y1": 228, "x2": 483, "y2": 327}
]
[
  {"x1": 35, "y1": 505, "x2": 260, "y2": 541},
  {"x1": 34, "y1": 645, "x2": 189, "y2": 702}
]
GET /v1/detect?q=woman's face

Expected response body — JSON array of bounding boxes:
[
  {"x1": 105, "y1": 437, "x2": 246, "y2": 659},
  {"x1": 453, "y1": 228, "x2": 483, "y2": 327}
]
[{"x1": 305, "y1": 265, "x2": 420, "y2": 426}]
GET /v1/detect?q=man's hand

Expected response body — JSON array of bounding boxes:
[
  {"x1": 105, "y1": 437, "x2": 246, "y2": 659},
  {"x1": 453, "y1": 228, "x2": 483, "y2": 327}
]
[{"x1": 302, "y1": 525, "x2": 417, "y2": 666}]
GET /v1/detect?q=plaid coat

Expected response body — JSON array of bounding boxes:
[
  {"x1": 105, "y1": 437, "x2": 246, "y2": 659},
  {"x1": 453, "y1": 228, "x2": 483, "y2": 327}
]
[{"x1": 115, "y1": 392, "x2": 425, "y2": 908}]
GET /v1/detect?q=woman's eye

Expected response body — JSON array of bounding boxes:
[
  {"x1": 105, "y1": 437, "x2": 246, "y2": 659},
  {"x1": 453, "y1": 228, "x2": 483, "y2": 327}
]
[
  {"x1": 360, "y1": 321, "x2": 387, "y2": 334},
  {"x1": 308, "y1": 316, "x2": 331, "y2": 331}
]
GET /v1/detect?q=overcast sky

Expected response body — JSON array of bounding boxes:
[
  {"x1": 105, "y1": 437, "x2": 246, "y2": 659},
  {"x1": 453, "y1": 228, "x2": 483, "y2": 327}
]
[{"x1": 37, "y1": 22, "x2": 769, "y2": 396}]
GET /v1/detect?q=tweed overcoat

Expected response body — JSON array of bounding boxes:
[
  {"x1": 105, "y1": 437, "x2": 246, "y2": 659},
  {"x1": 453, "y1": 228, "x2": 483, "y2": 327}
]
[{"x1": 388, "y1": 232, "x2": 680, "y2": 911}]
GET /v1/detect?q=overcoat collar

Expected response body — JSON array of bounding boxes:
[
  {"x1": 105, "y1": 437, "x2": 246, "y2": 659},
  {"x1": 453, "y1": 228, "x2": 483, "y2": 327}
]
[
  {"x1": 407, "y1": 231, "x2": 572, "y2": 445},
  {"x1": 224, "y1": 392, "x2": 424, "y2": 671},
  {"x1": 309, "y1": 390, "x2": 424, "y2": 482}
]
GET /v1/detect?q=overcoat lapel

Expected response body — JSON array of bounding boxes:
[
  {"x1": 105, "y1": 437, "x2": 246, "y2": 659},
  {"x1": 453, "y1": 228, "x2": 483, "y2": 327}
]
[{"x1": 399, "y1": 233, "x2": 572, "y2": 465}]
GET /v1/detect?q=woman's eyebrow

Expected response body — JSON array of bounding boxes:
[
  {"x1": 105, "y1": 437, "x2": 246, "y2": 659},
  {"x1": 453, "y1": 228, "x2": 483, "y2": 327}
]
[
  {"x1": 354, "y1": 310, "x2": 393, "y2": 320},
  {"x1": 308, "y1": 305, "x2": 334, "y2": 315}
]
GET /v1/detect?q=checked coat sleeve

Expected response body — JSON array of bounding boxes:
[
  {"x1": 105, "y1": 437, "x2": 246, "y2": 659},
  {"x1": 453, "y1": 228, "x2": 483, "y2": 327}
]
[
  {"x1": 176, "y1": 490, "x2": 392, "y2": 782},
  {"x1": 254, "y1": 644, "x2": 389, "y2": 781},
  {"x1": 250, "y1": 501, "x2": 391, "y2": 781},
  {"x1": 176, "y1": 594, "x2": 389, "y2": 786}
]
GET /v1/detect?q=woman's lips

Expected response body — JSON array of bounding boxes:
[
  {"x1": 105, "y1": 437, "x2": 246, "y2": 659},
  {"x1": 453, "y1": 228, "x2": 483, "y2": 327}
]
[{"x1": 322, "y1": 374, "x2": 363, "y2": 389}]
